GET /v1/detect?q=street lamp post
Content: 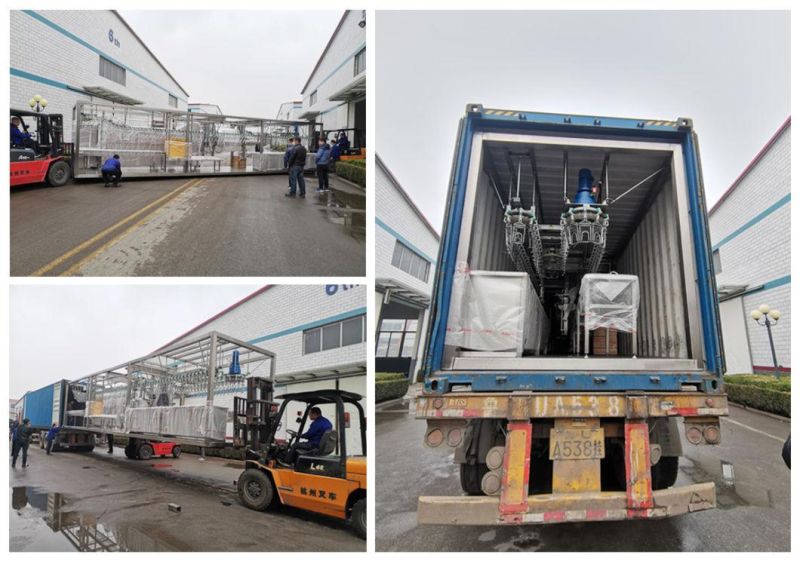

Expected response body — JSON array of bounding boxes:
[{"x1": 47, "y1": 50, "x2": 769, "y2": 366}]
[
  {"x1": 750, "y1": 304, "x2": 782, "y2": 378},
  {"x1": 28, "y1": 94, "x2": 48, "y2": 112}
]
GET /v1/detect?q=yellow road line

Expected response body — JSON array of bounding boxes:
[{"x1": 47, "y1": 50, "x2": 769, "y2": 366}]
[
  {"x1": 30, "y1": 178, "x2": 200, "y2": 276},
  {"x1": 59, "y1": 179, "x2": 203, "y2": 276}
]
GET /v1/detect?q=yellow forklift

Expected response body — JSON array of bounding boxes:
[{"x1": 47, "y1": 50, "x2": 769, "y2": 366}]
[{"x1": 233, "y1": 379, "x2": 367, "y2": 538}]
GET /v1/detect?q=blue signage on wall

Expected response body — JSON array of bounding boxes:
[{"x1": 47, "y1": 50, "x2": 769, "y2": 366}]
[
  {"x1": 108, "y1": 29, "x2": 120, "y2": 48},
  {"x1": 325, "y1": 285, "x2": 358, "y2": 296}
]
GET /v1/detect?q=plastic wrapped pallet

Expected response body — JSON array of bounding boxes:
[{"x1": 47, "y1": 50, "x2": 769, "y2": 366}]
[
  {"x1": 579, "y1": 273, "x2": 640, "y2": 333},
  {"x1": 251, "y1": 152, "x2": 285, "y2": 172},
  {"x1": 160, "y1": 406, "x2": 227, "y2": 441},
  {"x1": 445, "y1": 265, "x2": 549, "y2": 355}
]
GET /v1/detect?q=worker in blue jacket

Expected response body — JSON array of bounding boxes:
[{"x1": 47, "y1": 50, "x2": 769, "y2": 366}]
[
  {"x1": 101, "y1": 154, "x2": 122, "y2": 187},
  {"x1": 45, "y1": 424, "x2": 61, "y2": 455},
  {"x1": 11, "y1": 117, "x2": 38, "y2": 151},
  {"x1": 315, "y1": 137, "x2": 332, "y2": 193},
  {"x1": 287, "y1": 407, "x2": 332, "y2": 463}
]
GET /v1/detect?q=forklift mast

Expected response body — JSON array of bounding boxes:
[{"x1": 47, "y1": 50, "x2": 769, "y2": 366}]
[{"x1": 233, "y1": 377, "x2": 278, "y2": 450}]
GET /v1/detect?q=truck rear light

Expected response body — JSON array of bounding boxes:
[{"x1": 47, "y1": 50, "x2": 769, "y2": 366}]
[
  {"x1": 685, "y1": 425, "x2": 703, "y2": 445},
  {"x1": 446, "y1": 427, "x2": 464, "y2": 448},
  {"x1": 703, "y1": 425, "x2": 721, "y2": 444},
  {"x1": 424, "y1": 427, "x2": 444, "y2": 448}
]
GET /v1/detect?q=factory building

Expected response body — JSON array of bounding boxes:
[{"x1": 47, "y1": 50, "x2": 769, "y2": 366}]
[
  {"x1": 710, "y1": 118, "x2": 791, "y2": 375},
  {"x1": 10, "y1": 10, "x2": 189, "y2": 142},
  {"x1": 188, "y1": 103, "x2": 223, "y2": 115},
  {"x1": 276, "y1": 101, "x2": 303, "y2": 122},
  {"x1": 299, "y1": 10, "x2": 366, "y2": 148},
  {"x1": 375, "y1": 155, "x2": 440, "y2": 380},
  {"x1": 159, "y1": 285, "x2": 367, "y2": 451}
]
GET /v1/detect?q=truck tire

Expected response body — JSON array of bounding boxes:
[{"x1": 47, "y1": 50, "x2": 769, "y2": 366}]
[
  {"x1": 46, "y1": 160, "x2": 70, "y2": 187},
  {"x1": 782, "y1": 435, "x2": 790, "y2": 469},
  {"x1": 172, "y1": 446, "x2": 181, "y2": 459},
  {"x1": 237, "y1": 469, "x2": 278, "y2": 511},
  {"x1": 651, "y1": 456, "x2": 679, "y2": 489},
  {"x1": 350, "y1": 498, "x2": 366, "y2": 539},
  {"x1": 459, "y1": 462, "x2": 489, "y2": 495},
  {"x1": 124, "y1": 442, "x2": 136, "y2": 459},
  {"x1": 138, "y1": 443, "x2": 154, "y2": 461}
]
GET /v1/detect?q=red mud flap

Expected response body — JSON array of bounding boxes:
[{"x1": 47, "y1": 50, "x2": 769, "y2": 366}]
[{"x1": 417, "y1": 482, "x2": 716, "y2": 526}]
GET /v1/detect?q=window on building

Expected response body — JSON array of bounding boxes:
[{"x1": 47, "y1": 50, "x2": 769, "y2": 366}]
[
  {"x1": 168, "y1": 94, "x2": 178, "y2": 108},
  {"x1": 310, "y1": 90, "x2": 318, "y2": 106},
  {"x1": 712, "y1": 249, "x2": 722, "y2": 275},
  {"x1": 376, "y1": 319, "x2": 419, "y2": 358},
  {"x1": 391, "y1": 240, "x2": 431, "y2": 282},
  {"x1": 303, "y1": 315, "x2": 365, "y2": 354},
  {"x1": 354, "y1": 47, "x2": 366, "y2": 76},
  {"x1": 99, "y1": 56, "x2": 126, "y2": 86}
]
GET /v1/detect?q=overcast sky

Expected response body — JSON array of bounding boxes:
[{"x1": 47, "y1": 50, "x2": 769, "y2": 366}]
[
  {"x1": 377, "y1": 10, "x2": 790, "y2": 230},
  {"x1": 119, "y1": 10, "x2": 343, "y2": 117},
  {"x1": 9, "y1": 285, "x2": 262, "y2": 399}
]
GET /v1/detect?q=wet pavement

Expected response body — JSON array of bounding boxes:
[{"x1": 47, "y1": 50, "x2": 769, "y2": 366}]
[
  {"x1": 376, "y1": 400, "x2": 791, "y2": 551},
  {"x1": 11, "y1": 174, "x2": 365, "y2": 276},
  {"x1": 10, "y1": 446, "x2": 364, "y2": 552}
]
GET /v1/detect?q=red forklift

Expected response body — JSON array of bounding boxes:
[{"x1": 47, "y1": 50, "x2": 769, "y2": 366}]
[
  {"x1": 123, "y1": 438, "x2": 181, "y2": 460},
  {"x1": 10, "y1": 108, "x2": 72, "y2": 188}
]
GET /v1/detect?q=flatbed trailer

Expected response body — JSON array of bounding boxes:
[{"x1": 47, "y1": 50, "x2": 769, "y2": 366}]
[
  {"x1": 418, "y1": 104, "x2": 729, "y2": 525},
  {"x1": 33, "y1": 332, "x2": 276, "y2": 455}
]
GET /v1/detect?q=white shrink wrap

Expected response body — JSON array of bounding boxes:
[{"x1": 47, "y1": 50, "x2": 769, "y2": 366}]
[
  {"x1": 445, "y1": 264, "x2": 549, "y2": 355},
  {"x1": 579, "y1": 273, "x2": 640, "y2": 333},
  {"x1": 160, "y1": 406, "x2": 227, "y2": 441},
  {"x1": 124, "y1": 407, "x2": 164, "y2": 434}
]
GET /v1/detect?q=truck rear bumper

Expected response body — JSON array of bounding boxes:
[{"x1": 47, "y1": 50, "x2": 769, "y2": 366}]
[{"x1": 418, "y1": 482, "x2": 716, "y2": 525}]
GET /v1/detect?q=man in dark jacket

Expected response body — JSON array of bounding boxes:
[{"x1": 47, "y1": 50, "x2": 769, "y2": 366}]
[
  {"x1": 101, "y1": 154, "x2": 122, "y2": 187},
  {"x1": 285, "y1": 137, "x2": 307, "y2": 198},
  {"x1": 11, "y1": 418, "x2": 33, "y2": 468},
  {"x1": 45, "y1": 424, "x2": 60, "y2": 455},
  {"x1": 283, "y1": 138, "x2": 297, "y2": 190},
  {"x1": 315, "y1": 137, "x2": 332, "y2": 193}
]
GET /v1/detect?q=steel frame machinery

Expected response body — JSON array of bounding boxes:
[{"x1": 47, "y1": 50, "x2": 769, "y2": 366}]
[
  {"x1": 72, "y1": 101, "x2": 322, "y2": 179},
  {"x1": 64, "y1": 332, "x2": 276, "y2": 448}
]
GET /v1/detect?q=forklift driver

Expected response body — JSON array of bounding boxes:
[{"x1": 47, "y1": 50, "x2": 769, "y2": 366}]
[
  {"x1": 10, "y1": 117, "x2": 39, "y2": 152},
  {"x1": 287, "y1": 406, "x2": 332, "y2": 463}
]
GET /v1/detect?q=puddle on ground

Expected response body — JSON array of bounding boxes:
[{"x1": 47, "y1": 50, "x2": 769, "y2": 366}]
[
  {"x1": 679, "y1": 456, "x2": 774, "y2": 510},
  {"x1": 10, "y1": 487, "x2": 184, "y2": 552},
  {"x1": 313, "y1": 188, "x2": 365, "y2": 238}
]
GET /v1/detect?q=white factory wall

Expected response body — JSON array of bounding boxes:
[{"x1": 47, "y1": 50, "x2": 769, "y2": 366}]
[
  {"x1": 11, "y1": 10, "x2": 188, "y2": 142},
  {"x1": 301, "y1": 10, "x2": 366, "y2": 132},
  {"x1": 710, "y1": 122, "x2": 791, "y2": 372},
  {"x1": 276, "y1": 101, "x2": 303, "y2": 122},
  {"x1": 375, "y1": 157, "x2": 440, "y2": 376},
  {"x1": 376, "y1": 160, "x2": 440, "y2": 299},
  {"x1": 171, "y1": 285, "x2": 367, "y2": 448}
]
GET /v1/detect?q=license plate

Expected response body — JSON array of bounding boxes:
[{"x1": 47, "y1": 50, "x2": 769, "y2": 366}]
[{"x1": 549, "y1": 428, "x2": 605, "y2": 460}]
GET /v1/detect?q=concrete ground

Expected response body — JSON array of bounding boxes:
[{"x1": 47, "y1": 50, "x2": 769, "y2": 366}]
[
  {"x1": 10, "y1": 446, "x2": 364, "y2": 552},
  {"x1": 376, "y1": 399, "x2": 791, "y2": 552},
  {"x1": 11, "y1": 173, "x2": 365, "y2": 276}
]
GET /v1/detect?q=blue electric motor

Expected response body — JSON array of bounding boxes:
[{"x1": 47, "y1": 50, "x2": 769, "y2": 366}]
[
  {"x1": 574, "y1": 168, "x2": 596, "y2": 204},
  {"x1": 229, "y1": 350, "x2": 241, "y2": 375}
]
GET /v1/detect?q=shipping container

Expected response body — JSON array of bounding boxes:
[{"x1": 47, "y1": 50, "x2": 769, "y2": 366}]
[{"x1": 418, "y1": 104, "x2": 729, "y2": 526}]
